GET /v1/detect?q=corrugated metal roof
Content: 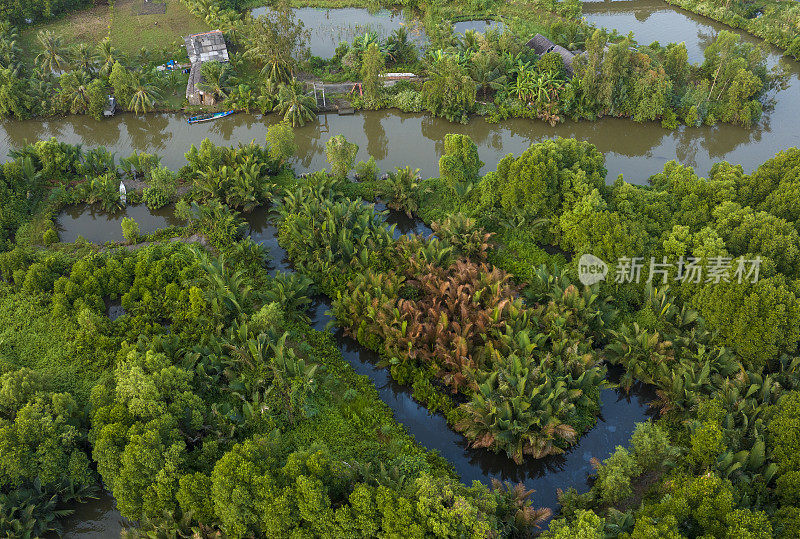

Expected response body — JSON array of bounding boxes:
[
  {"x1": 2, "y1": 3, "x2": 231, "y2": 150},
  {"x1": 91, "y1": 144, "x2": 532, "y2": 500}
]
[{"x1": 184, "y1": 29, "x2": 229, "y2": 65}]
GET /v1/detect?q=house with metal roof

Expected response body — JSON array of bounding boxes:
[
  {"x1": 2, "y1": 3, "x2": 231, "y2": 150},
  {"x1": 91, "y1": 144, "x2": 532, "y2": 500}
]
[{"x1": 184, "y1": 30, "x2": 229, "y2": 106}]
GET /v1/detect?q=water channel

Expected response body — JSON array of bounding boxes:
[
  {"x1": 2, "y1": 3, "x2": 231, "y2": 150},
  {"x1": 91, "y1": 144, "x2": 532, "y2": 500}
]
[
  {"x1": 47, "y1": 0, "x2": 800, "y2": 533},
  {"x1": 245, "y1": 207, "x2": 655, "y2": 515}
]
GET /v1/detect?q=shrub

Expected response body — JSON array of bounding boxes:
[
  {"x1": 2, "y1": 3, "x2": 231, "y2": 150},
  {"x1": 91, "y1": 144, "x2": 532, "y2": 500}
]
[
  {"x1": 630, "y1": 421, "x2": 674, "y2": 471},
  {"x1": 121, "y1": 217, "x2": 140, "y2": 244},
  {"x1": 438, "y1": 134, "x2": 482, "y2": 192},
  {"x1": 768, "y1": 391, "x2": 800, "y2": 474},
  {"x1": 142, "y1": 166, "x2": 177, "y2": 210},
  {"x1": 689, "y1": 420, "x2": 726, "y2": 468},
  {"x1": 538, "y1": 51, "x2": 564, "y2": 76},
  {"x1": 354, "y1": 157, "x2": 379, "y2": 182},
  {"x1": 593, "y1": 446, "x2": 638, "y2": 504},
  {"x1": 789, "y1": 36, "x2": 800, "y2": 60},
  {"x1": 266, "y1": 120, "x2": 297, "y2": 168},
  {"x1": 251, "y1": 302, "x2": 284, "y2": 333},
  {"x1": 392, "y1": 89, "x2": 423, "y2": 112},
  {"x1": 543, "y1": 509, "x2": 604, "y2": 538},
  {"x1": 42, "y1": 229, "x2": 58, "y2": 245},
  {"x1": 491, "y1": 137, "x2": 606, "y2": 219},
  {"x1": 325, "y1": 135, "x2": 358, "y2": 178},
  {"x1": 776, "y1": 470, "x2": 800, "y2": 505}
]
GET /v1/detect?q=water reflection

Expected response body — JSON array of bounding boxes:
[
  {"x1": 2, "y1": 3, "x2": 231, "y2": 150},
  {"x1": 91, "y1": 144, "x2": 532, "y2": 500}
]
[
  {"x1": 242, "y1": 207, "x2": 654, "y2": 511},
  {"x1": 57, "y1": 204, "x2": 181, "y2": 244},
  {"x1": 250, "y1": 7, "x2": 426, "y2": 58},
  {"x1": 60, "y1": 491, "x2": 126, "y2": 539},
  {"x1": 1, "y1": 0, "x2": 798, "y2": 186}
]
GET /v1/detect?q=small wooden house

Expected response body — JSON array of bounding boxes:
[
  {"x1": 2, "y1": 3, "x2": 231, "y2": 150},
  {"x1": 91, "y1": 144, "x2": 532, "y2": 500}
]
[{"x1": 184, "y1": 30, "x2": 229, "y2": 106}]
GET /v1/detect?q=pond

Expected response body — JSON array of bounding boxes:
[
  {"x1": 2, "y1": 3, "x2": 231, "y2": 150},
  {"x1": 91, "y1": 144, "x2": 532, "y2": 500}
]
[
  {"x1": 57, "y1": 204, "x2": 181, "y2": 244},
  {"x1": 582, "y1": 0, "x2": 770, "y2": 63},
  {"x1": 250, "y1": 6, "x2": 427, "y2": 58},
  {"x1": 247, "y1": 6, "x2": 504, "y2": 58}
]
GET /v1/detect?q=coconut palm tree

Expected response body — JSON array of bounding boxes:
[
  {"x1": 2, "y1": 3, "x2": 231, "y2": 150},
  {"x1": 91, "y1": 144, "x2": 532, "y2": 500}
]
[
  {"x1": 35, "y1": 30, "x2": 69, "y2": 74},
  {"x1": 35, "y1": 30, "x2": 69, "y2": 73},
  {"x1": 470, "y1": 52, "x2": 506, "y2": 99},
  {"x1": 0, "y1": 27, "x2": 22, "y2": 72},
  {"x1": 73, "y1": 43, "x2": 95, "y2": 74},
  {"x1": 385, "y1": 27, "x2": 416, "y2": 65},
  {"x1": 128, "y1": 72, "x2": 163, "y2": 114},
  {"x1": 273, "y1": 81, "x2": 316, "y2": 127},
  {"x1": 198, "y1": 60, "x2": 232, "y2": 103},
  {"x1": 59, "y1": 70, "x2": 92, "y2": 114},
  {"x1": 95, "y1": 37, "x2": 120, "y2": 78}
]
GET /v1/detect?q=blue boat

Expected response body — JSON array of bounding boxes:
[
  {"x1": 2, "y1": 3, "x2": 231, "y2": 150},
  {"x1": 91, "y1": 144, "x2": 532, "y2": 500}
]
[{"x1": 187, "y1": 110, "x2": 235, "y2": 124}]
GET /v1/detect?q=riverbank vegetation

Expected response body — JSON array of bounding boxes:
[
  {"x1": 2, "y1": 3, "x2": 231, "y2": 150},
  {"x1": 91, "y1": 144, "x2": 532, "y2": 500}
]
[
  {"x1": 0, "y1": 137, "x2": 550, "y2": 537},
  {"x1": 2, "y1": 132, "x2": 800, "y2": 536},
  {"x1": 663, "y1": 0, "x2": 800, "y2": 60},
  {"x1": 277, "y1": 133, "x2": 800, "y2": 536},
  {"x1": 365, "y1": 134, "x2": 800, "y2": 537},
  {"x1": 0, "y1": 0, "x2": 786, "y2": 128}
]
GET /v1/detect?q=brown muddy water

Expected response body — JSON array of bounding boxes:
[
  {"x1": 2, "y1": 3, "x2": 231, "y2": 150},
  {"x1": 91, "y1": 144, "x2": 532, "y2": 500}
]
[
  {"x1": 46, "y1": 1, "x2": 800, "y2": 534},
  {"x1": 57, "y1": 203, "x2": 180, "y2": 243},
  {"x1": 5, "y1": 2, "x2": 796, "y2": 187},
  {"x1": 250, "y1": 6, "x2": 427, "y2": 57}
]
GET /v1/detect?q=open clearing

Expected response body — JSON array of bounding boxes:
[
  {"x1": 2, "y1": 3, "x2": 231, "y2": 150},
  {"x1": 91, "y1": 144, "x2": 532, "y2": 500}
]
[{"x1": 20, "y1": 0, "x2": 209, "y2": 57}]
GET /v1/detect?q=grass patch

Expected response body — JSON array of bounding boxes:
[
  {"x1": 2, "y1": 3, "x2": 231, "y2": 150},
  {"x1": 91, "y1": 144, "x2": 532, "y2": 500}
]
[
  {"x1": 111, "y1": 0, "x2": 209, "y2": 56},
  {"x1": 0, "y1": 287, "x2": 100, "y2": 401},
  {"x1": 20, "y1": 0, "x2": 209, "y2": 58}
]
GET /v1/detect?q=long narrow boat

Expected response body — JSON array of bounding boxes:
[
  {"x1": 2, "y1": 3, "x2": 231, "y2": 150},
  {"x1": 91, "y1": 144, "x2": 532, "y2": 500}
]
[{"x1": 187, "y1": 110, "x2": 235, "y2": 124}]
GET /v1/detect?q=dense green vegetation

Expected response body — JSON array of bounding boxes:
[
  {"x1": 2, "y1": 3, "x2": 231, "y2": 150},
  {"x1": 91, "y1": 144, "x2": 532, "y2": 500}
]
[
  {"x1": 0, "y1": 0, "x2": 785, "y2": 128},
  {"x1": 3, "y1": 128, "x2": 800, "y2": 535},
  {"x1": 0, "y1": 137, "x2": 557, "y2": 537},
  {"x1": 373, "y1": 135, "x2": 800, "y2": 538},
  {"x1": 663, "y1": 0, "x2": 800, "y2": 60},
  {"x1": 269, "y1": 133, "x2": 800, "y2": 536},
  {"x1": 0, "y1": 0, "x2": 91, "y2": 26}
]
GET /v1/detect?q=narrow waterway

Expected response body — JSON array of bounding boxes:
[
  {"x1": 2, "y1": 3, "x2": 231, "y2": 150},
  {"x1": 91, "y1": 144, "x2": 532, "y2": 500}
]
[
  {"x1": 45, "y1": 0, "x2": 800, "y2": 533},
  {"x1": 59, "y1": 492, "x2": 126, "y2": 539},
  {"x1": 243, "y1": 206, "x2": 654, "y2": 512},
  {"x1": 54, "y1": 199, "x2": 652, "y2": 532}
]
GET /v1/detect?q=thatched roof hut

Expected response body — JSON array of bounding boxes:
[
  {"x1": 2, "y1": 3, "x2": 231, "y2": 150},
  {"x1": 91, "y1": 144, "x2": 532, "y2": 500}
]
[
  {"x1": 526, "y1": 33, "x2": 555, "y2": 55},
  {"x1": 550, "y1": 45, "x2": 576, "y2": 76},
  {"x1": 525, "y1": 34, "x2": 578, "y2": 78}
]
